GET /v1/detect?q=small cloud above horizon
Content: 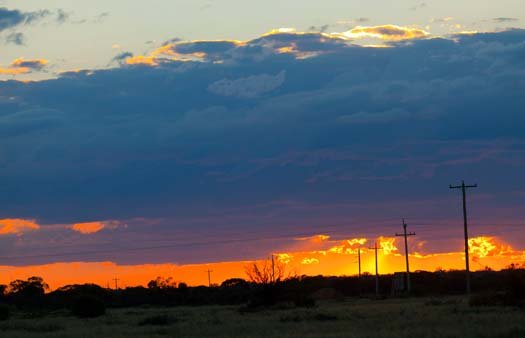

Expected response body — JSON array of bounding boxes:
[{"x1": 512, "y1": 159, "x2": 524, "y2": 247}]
[
  {"x1": 0, "y1": 57, "x2": 48, "y2": 75},
  {"x1": 71, "y1": 221, "x2": 125, "y2": 235},
  {"x1": 0, "y1": 219, "x2": 40, "y2": 236}
]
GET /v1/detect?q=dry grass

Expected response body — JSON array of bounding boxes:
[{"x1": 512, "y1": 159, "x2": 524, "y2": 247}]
[{"x1": 0, "y1": 297, "x2": 524, "y2": 338}]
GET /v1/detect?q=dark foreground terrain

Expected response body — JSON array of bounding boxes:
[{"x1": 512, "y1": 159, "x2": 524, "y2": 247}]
[{"x1": 1, "y1": 297, "x2": 524, "y2": 338}]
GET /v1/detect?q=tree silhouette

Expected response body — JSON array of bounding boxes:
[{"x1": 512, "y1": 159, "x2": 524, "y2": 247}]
[
  {"x1": 245, "y1": 258, "x2": 287, "y2": 284},
  {"x1": 221, "y1": 278, "x2": 249, "y2": 288},
  {"x1": 147, "y1": 277, "x2": 177, "y2": 289},
  {"x1": 8, "y1": 276, "x2": 49, "y2": 297},
  {"x1": 7, "y1": 276, "x2": 49, "y2": 307}
]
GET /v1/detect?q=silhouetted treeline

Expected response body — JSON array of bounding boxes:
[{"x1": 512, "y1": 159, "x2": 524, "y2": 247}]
[{"x1": 1, "y1": 268, "x2": 524, "y2": 314}]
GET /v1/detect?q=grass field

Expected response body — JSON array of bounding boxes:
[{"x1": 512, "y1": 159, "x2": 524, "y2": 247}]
[{"x1": 1, "y1": 297, "x2": 524, "y2": 338}]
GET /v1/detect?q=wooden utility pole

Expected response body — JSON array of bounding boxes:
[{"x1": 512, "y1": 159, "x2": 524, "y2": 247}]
[
  {"x1": 357, "y1": 247, "x2": 362, "y2": 279},
  {"x1": 113, "y1": 278, "x2": 120, "y2": 290},
  {"x1": 395, "y1": 219, "x2": 416, "y2": 293},
  {"x1": 206, "y1": 269, "x2": 213, "y2": 287},
  {"x1": 271, "y1": 254, "x2": 275, "y2": 284},
  {"x1": 450, "y1": 180, "x2": 478, "y2": 295},
  {"x1": 369, "y1": 242, "x2": 382, "y2": 297}
]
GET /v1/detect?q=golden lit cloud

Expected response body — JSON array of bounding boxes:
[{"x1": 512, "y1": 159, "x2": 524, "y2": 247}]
[
  {"x1": 276, "y1": 253, "x2": 293, "y2": 264},
  {"x1": 0, "y1": 219, "x2": 40, "y2": 236},
  {"x1": 378, "y1": 236, "x2": 399, "y2": 255},
  {"x1": 124, "y1": 25, "x2": 429, "y2": 67},
  {"x1": 71, "y1": 221, "x2": 123, "y2": 235},
  {"x1": 0, "y1": 67, "x2": 30, "y2": 75},
  {"x1": 296, "y1": 234, "x2": 331, "y2": 242},
  {"x1": 324, "y1": 238, "x2": 367, "y2": 255},
  {"x1": 125, "y1": 40, "x2": 246, "y2": 66},
  {"x1": 469, "y1": 236, "x2": 514, "y2": 261},
  {"x1": 125, "y1": 55, "x2": 158, "y2": 66},
  {"x1": 71, "y1": 222, "x2": 106, "y2": 234},
  {"x1": 263, "y1": 28, "x2": 297, "y2": 36},
  {"x1": 10, "y1": 58, "x2": 49, "y2": 69},
  {"x1": 0, "y1": 58, "x2": 49, "y2": 75},
  {"x1": 341, "y1": 25, "x2": 429, "y2": 41},
  {"x1": 301, "y1": 257, "x2": 320, "y2": 265}
]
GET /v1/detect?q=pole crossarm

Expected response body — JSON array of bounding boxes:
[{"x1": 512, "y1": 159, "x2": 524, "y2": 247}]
[
  {"x1": 450, "y1": 184, "x2": 478, "y2": 189},
  {"x1": 395, "y1": 232, "x2": 416, "y2": 237}
]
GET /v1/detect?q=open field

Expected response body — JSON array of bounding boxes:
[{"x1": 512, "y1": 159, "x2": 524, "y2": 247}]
[{"x1": 1, "y1": 297, "x2": 524, "y2": 338}]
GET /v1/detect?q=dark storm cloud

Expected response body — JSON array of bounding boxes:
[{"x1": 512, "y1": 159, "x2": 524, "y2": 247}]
[
  {"x1": 1, "y1": 29, "x2": 525, "y2": 264},
  {"x1": 11, "y1": 58, "x2": 47, "y2": 70},
  {"x1": 111, "y1": 51, "x2": 134, "y2": 65},
  {"x1": 0, "y1": 7, "x2": 51, "y2": 31},
  {"x1": 0, "y1": 7, "x2": 79, "y2": 45}
]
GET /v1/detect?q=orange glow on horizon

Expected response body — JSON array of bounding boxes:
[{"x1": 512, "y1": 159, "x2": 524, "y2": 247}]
[{"x1": 0, "y1": 235, "x2": 523, "y2": 290}]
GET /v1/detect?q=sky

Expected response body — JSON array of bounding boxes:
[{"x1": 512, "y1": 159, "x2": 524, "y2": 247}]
[{"x1": 0, "y1": 1, "x2": 525, "y2": 288}]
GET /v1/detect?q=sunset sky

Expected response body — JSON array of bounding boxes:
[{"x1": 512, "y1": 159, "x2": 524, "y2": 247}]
[{"x1": 1, "y1": 1, "x2": 524, "y2": 288}]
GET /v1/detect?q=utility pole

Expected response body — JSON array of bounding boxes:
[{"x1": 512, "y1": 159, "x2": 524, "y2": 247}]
[
  {"x1": 368, "y1": 242, "x2": 383, "y2": 297},
  {"x1": 450, "y1": 180, "x2": 478, "y2": 295},
  {"x1": 357, "y1": 247, "x2": 362, "y2": 279},
  {"x1": 395, "y1": 219, "x2": 416, "y2": 293},
  {"x1": 113, "y1": 278, "x2": 120, "y2": 290},
  {"x1": 206, "y1": 269, "x2": 213, "y2": 287},
  {"x1": 271, "y1": 254, "x2": 275, "y2": 284}
]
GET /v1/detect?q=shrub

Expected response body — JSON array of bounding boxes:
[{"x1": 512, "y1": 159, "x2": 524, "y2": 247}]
[
  {"x1": 313, "y1": 313, "x2": 338, "y2": 321},
  {"x1": 293, "y1": 295, "x2": 316, "y2": 308},
  {"x1": 469, "y1": 292, "x2": 503, "y2": 307},
  {"x1": 138, "y1": 314, "x2": 175, "y2": 326},
  {"x1": 279, "y1": 314, "x2": 304, "y2": 323},
  {"x1": 71, "y1": 296, "x2": 106, "y2": 318},
  {"x1": 0, "y1": 303, "x2": 9, "y2": 321}
]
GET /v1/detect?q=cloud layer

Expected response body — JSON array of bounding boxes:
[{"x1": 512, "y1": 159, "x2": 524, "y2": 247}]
[{"x1": 0, "y1": 28, "x2": 524, "y2": 265}]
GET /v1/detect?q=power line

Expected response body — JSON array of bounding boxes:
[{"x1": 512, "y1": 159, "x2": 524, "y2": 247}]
[
  {"x1": 450, "y1": 180, "x2": 478, "y2": 295},
  {"x1": 1, "y1": 219, "x2": 520, "y2": 264},
  {"x1": 4, "y1": 216, "x2": 520, "y2": 261},
  {"x1": 0, "y1": 227, "x2": 379, "y2": 261}
]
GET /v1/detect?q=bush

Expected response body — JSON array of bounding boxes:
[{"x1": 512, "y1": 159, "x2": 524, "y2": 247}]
[
  {"x1": 294, "y1": 295, "x2": 316, "y2": 308},
  {"x1": 313, "y1": 313, "x2": 338, "y2": 321},
  {"x1": 138, "y1": 314, "x2": 175, "y2": 326},
  {"x1": 0, "y1": 303, "x2": 9, "y2": 321},
  {"x1": 71, "y1": 296, "x2": 106, "y2": 318},
  {"x1": 469, "y1": 292, "x2": 503, "y2": 307}
]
